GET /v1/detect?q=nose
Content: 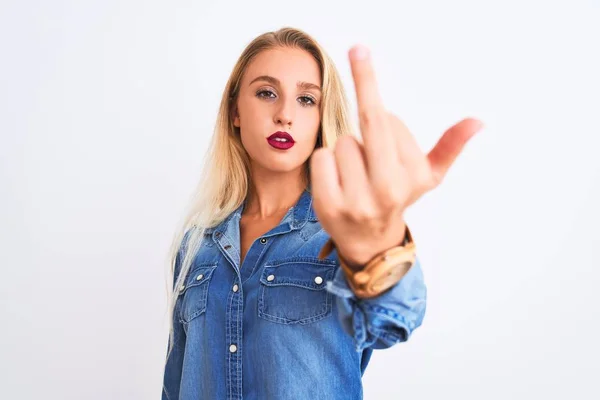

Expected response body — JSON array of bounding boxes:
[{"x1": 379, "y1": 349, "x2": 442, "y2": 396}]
[{"x1": 273, "y1": 97, "x2": 294, "y2": 128}]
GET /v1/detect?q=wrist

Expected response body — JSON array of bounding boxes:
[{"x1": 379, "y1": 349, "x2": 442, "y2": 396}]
[{"x1": 338, "y1": 224, "x2": 410, "y2": 270}]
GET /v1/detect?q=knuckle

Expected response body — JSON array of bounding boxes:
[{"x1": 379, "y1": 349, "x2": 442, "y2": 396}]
[
  {"x1": 415, "y1": 169, "x2": 435, "y2": 190},
  {"x1": 318, "y1": 205, "x2": 340, "y2": 222},
  {"x1": 339, "y1": 204, "x2": 354, "y2": 218},
  {"x1": 359, "y1": 109, "x2": 384, "y2": 130},
  {"x1": 377, "y1": 190, "x2": 402, "y2": 211},
  {"x1": 335, "y1": 135, "x2": 358, "y2": 151},
  {"x1": 348, "y1": 204, "x2": 378, "y2": 223},
  {"x1": 386, "y1": 187, "x2": 404, "y2": 205},
  {"x1": 350, "y1": 211, "x2": 373, "y2": 224},
  {"x1": 389, "y1": 113, "x2": 407, "y2": 129}
]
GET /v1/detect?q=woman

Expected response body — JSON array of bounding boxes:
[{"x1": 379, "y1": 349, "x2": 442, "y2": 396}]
[{"x1": 162, "y1": 27, "x2": 482, "y2": 400}]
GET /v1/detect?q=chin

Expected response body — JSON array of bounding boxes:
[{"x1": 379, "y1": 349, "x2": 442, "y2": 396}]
[
  {"x1": 257, "y1": 156, "x2": 304, "y2": 173},
  {"x1": 267, "y1": 161, "x2": 302, "y2": 173}
]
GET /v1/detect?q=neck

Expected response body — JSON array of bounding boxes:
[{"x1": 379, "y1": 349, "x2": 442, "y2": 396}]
[{"x1": 243, "y1": 165, "x2": 308, "y2": 220}]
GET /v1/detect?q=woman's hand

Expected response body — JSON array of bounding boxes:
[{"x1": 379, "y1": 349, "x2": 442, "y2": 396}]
[{"x1": 310, "y1": 44, "x2": 484, "y2": 267}]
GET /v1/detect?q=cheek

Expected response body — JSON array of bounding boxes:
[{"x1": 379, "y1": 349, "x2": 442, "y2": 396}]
[
  {"x1": 239, "y1": 96, "x2": 266, "y2": 125},
  {"x1": 239, "y1": 105, "x2": 268, "y2": 148},
  {"x1": 302, "y1": 108, "x2": 321, "y2": 138}
]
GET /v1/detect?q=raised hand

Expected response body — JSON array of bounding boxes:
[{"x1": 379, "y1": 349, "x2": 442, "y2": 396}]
[{"x1": 310, "y1": 44, "x2": 483, "y2": 267}]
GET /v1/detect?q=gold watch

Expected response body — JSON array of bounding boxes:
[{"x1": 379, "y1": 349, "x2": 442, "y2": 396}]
[{"x1": 318, "y1": 226, "x2": 416, "y2": 299}]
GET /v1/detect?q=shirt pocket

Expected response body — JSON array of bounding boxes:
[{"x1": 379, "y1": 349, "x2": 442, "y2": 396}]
[
  {"x1": 177, "y1": 263, "x2": 218, "y2": 324},
  {"x1": 258, "y1": 256, "x2": 337, "y2": 325}
]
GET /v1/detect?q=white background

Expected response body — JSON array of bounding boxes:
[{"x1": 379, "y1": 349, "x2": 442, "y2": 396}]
[{"x1": 1, "y1": 0, "x2": 599, "y2": 399}]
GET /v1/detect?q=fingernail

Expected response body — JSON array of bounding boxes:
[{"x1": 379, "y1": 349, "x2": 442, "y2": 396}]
[
  {"x1": 474, "y1": 119, "x2": 485, "y2": 131},
  {"x1": 350, "y1": 45, "x2": 369, "y2": 60}
]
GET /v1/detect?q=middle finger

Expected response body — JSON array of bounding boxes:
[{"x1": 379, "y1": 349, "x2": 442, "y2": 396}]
[{"x1": 349, "y1": 45, "x2": 398, "y2": 186}]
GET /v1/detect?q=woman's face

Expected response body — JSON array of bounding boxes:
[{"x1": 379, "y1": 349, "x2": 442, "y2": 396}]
[{"x1": 234, "y1": 46, "x2": 322, "y2": 176}]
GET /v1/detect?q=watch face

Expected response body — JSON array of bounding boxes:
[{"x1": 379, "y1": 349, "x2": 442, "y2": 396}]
[{"x1": 370, "y1": 261, "x2": 413, "y2": 293}]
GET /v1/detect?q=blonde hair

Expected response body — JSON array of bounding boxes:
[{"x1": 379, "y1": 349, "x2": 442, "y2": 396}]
[{"x1": 164, "y1": 27, "x2": 354, "y2": 359}]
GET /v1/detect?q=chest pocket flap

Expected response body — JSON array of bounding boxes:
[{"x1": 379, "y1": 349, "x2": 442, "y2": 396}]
[
  {"x1": 177, "y1": 263, "x2": 217, "y2": 323},
  {"x1": 259, "y1": 256, "x2": 337, "y2": 324}
]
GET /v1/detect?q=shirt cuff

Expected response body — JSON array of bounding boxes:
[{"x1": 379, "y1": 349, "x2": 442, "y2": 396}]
[{"x1": 325, "y1": 256, "x2": 427, "y2": 351}]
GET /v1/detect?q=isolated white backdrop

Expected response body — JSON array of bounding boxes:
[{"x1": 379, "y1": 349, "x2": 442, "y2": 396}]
[{"x1": 1, "y1": 0, "x2": 599, "y2": 399}]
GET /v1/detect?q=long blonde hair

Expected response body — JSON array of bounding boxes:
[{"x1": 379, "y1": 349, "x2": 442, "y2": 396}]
[{"x1": 164, "y1": 27, "x2": 354, "y2": 358}]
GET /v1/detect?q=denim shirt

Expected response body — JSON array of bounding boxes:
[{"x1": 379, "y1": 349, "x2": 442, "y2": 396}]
[{"x1": 162, "y1": 188, "x2": 427, "y2": 400}]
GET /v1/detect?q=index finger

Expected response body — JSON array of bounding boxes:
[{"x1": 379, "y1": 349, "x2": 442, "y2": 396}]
[{"x1": 349, "y1": 45, "x2": 383, "y2": 113}]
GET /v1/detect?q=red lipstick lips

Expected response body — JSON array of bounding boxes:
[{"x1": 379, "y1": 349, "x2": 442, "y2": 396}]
[{"x1": 267, "y1": 131, "x2": 295, "y2": 150}]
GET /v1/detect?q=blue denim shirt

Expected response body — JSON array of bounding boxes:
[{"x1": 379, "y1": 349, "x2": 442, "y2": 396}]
[{"x1": 162, "y1": 188, "x2": 427, "y2": 400}]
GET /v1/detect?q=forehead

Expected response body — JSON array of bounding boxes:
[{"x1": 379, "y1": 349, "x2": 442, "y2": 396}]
[{"x1": 243, "y1": 47, "x2": 321, "y2": 87}]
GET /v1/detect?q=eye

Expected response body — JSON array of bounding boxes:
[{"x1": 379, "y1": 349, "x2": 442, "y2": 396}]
[
  {"x1": 298, "y1": 96, "x2": 317, "y2": 107},
  {"x1": 256, "y1": 89, "x2": 276, "y2": 99}
]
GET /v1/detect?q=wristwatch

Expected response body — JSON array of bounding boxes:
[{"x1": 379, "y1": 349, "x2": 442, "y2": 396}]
[{"x1": 318, "y1": 226, "x2": 416, "y2": 299}]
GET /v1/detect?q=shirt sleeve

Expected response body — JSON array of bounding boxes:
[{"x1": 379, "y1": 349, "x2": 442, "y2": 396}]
[
  {"x1": 162, "y1": 313, "x2": 185, "y2": 400},
  {"x1": 325, "y1": 253, "x2": 427, "y2": 352},
  {"x1": 161, "y1": 236, "x2": 188, "y2": 400}
]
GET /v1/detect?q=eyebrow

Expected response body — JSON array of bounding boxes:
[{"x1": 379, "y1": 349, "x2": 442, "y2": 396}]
[{"x1": 249, "y1": 75, "x2": 321, "y2": 92}]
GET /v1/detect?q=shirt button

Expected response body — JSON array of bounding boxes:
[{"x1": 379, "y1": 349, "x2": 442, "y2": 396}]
[
  {"x1": 314, "y1": 276, "x2": 323, "y2": 285},
  {"x1": 196, "y1": 274, "x2": 204, "y2": 281},
  {"x1": 229, "y1": 344, "x2": 237, "y2": 353},
  {"x1": 267, "y1": 274, "x2": 275, "y2": 282},
  {"x1": 179, "y1": 284, "x2": 185, "y2": 292},
  {"x1": 260, "y1": 238, "x2": 267, "y2": 244},
  {"x1": 232, "y1": 284, "x2": 239, "y2": 292}
]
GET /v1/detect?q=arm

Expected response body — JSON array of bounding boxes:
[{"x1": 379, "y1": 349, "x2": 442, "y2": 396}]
[
  {"x1": 162, "y1": 314, "x2": 185, "y2": 400},
  {"x1": 324, "y1": 241, "x2": 427, "y2": 352},
  {"x1": 308, "y1": 45, "x2": 480, "y2": 351},
  {"x1": 161, "y1": 239, "x2": 187, "y2": 400}
]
